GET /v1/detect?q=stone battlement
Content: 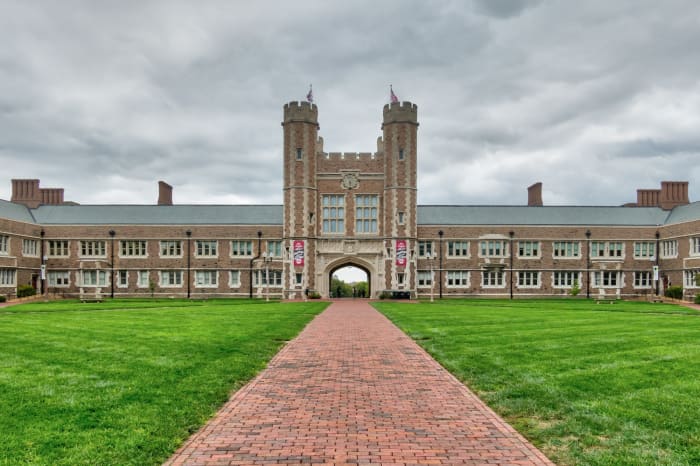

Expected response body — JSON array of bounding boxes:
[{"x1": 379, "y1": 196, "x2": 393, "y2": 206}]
[
  {"x1": 382, "y1": 101, "x2": 418, "y2": 125},
  {"x1": 323, "y1": 152, "x2": 378, "y2": 159},
  {"x1": 283, "y1": 101, "x2": 318, "y2": 124}
]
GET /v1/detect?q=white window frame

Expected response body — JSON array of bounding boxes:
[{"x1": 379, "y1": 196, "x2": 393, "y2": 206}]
[
  {"x1": 47, "y1": 270, "x2": 70, "y2": 287},
  {"x1": 159, "y1": 270, "x2": 183, "y2": 287},
  {"x1": 479, "y1": 240, "x2": 508, "y2": 258},
  {"x1": 447, "y1": 240, "x2": 470, "y2": 258},
  {"x1": 195, "y1": 270, "x2": 218, "y2": 288},
  {"x1": 690, "y1": 237, "x2": 700, "y2": 256},
  {"x1": 517, "y1": 271, "x2": 540, "y2": 288},
  {"x1": 417, "y1": 270, "x2": 433, "y2": 287},
  {"x1": 683, "y1": 269, "x2": 699, "y2": 288},
  {"x1": 517, "y1": 241, "x2": 540, "y2": 258},
  {"x1": 661, "y1": 240, "x2": 678, "y2": 259},
  {"x1": 79, "y1": 270, "x2": 108, "y2": 287},
  {"x1": 593, "y1": 271, "x2": 622, "y2": 288},
  {"x1": 22, "y1": 239, "x2": 39, "y2": 257},
  {"x1": 0, "y1": 268, "x2": 17, "y2": 286},
  {"x1": 418, "y1": 241, "x2": 433, "y2": 258},
  {"x1": 267, "y1": 241, "x2": 283, "y2": 258},
  {"x1": 355, "y1": 194, "x2": 379, "y2": 234},
  {"x1": 633, "y1": 271, "x2": 652, "y2": 289},
  {"x1": 47, "y1": 240, "x2": 70, "y2": 257},
  {"x1": 0, "y1": 235, "x2": 8, "y2": 255},
  {"x1": 322, "y1": 195, "x2": 345, "y2": 234},
  {"x1": 160, "y1": 240, "x2": 182, "y2": 258},
  {"x1": 552, "y1": 271, "x2": 580, "y2": 288},
  {"x1": 229, "y1": 270, "x2": 241, "y2": 288},
  {"x1": 195, "y1": 240, "x2": 218, "y2": 257},
  {"x1": 117, "y1": 270, "x2": 129, "y2": 288},
  {"x1": 591, "y1": 241, "x2": 624, "y2": 259},
  {"x1": 552, "y1": 241, "x2": 580, "y2": 258},
  {"x1": 120, "y1": 240, "x2": 147, "y2": 257},
  {"x1": 446, "y1": 270, "x2": 470, "y2": 288},
  {"x1": 633, "y1": 242, "x2": 656, "y2": 259},
  {"x1": 79, "y1": 240, "x2": 106, "y2": 258},
  {"x1": 230, "y1": 240, "x2": 253, "y2": 257},
  {"x1": 254, "y1": 270, "x2": 283, "y2": 287},
  {"x1": 481, "y1": 270, "x2": 505, "y2": 288},
  {"x1": 137, "y1": 270, "x2": 150, "y2": 288}
]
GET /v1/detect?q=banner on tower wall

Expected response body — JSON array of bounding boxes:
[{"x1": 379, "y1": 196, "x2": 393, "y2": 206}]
[
  {"x1": 396, "y1": 240, "x2": 407, "y2": 267},
  {"x1": 293, "y1": 240, "x2": 305, "y2": 267}
]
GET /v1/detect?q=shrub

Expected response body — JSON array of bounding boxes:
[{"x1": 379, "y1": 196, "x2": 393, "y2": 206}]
[
  {"x1": 570, "y1": 279, "x2": 581, "y2": 297},
  {"x1": 309, "y1": 292, "x2": 321, "y2": 299},
  {"x1": 17, "y1": 285, "x2": 36, "y2": 298},
  {"x1": 379, "y1": 291, "x2": 392, "y2": 300},
  {"x1": 695, "y1": 294, "x2": 700, "y2": 305},
  {"x1": 0, "y1": 295, "x2": 5, "y2": 303},
  {"x1": 665, "y1": 286, "x2": 683, "y2": 300}
]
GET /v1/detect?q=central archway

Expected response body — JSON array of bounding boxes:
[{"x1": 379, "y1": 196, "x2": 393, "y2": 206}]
[{"x1": 324, "y1": 257, "x2": 374, "y2": 299}]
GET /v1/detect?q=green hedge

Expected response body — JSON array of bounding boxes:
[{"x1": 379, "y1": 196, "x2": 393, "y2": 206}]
[
  {"x1": 0, "y1": 295, "x2": 6, "y2": 303},
  {"x1": 665, "y1": 285, "x2": 683, "y2": 300},
  {"x1": 17, "y1": 285, "x2": 36, "y2": 298}
]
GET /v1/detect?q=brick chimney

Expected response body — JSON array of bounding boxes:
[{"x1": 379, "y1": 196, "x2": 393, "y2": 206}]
[
  {"x1": 11, "y1": 179, "x2": 66, "y2": 208},
  {"x1": 659, "y1": 181, "x2": 689, "y2": 210},
  {"x1": 158, "y1": 181, "x2": 173, "y2": 205},
  {"x1": 527, "y1": 182, "x2": 543, "y2": 206},
  {"x1": 636, "y1": 189, "x2": 660, "y2": 207}
]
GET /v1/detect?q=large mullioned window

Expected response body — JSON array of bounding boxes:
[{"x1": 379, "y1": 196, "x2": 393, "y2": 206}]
[
  {"x1": 355, "y1": 195, "x2": 378, "y2": 234},
  {"x1": 322, "y1": 195, "x2": 345, "y2": 234}
]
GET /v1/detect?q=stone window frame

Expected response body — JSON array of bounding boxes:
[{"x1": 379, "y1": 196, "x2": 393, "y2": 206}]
[
  {"x1": 446, "y1": 270, "x2": 470, "y2": 288},
  {"x1": 517, "y1": 271, "x2": 541, "y2": 288},
  {"x1": 47, "y1": 240, "x2": 70, "y2": 257},
  {"x1": 195, "y1": 270, "x2": 218, "y2": 288},
  {"x1": 633, "y1": 241, "x2": 656, "y2": 259},
  {"x1": 79, "y1": 240, "x2": 106, "y2": 258},
  {"x1": 137, "y1": 270, "x2": 150, "y2": 288},
  {"x1": 230, "y1": 240, "x2": 253, "y2": 257},
  {"x1": 517, "y1": 241, "x2": 540, "y2": 259},
  {"x1": 592, "y1": 270, "x2": 623, "y2": 288},
  {"x1": 47, "y1": 270, "x2": 70, "y2": 287},
  {"x1": 0, "y1": 268, "x2": 16, "y2": 286},
  {"x1": 479, "y1": 240, "x2": 508, "y2": 258},
  {"x1": 120, "y1": 240, "x2": 148, "y2": 258},
  {"x1": 447, "y1": 240, "x2": 470, "y2": 258},
  {"x1": 633, "y1": 271, "x2": 652, "y2": 289},
  {"x1": 0, "y1": 235, "x2": 9, "y2": 255},
  {"x1": 229, "y1": 270, "x2": 241, "y2": 288},
  {"x1": 552, "y1": 241, "x2": 580, "y2": 259},
  {"x1": 481, "y1": 270, "x2": 505, "y2": 288},
  {"x1": 417, "y1": 270, "x2": 433, "y2": 287},
  {"x1": 354, "y1": 194, "x2": 379, "y2": 235},
  {"x1": 660, "y1": 240, "x2": 678, "y2": 259},
  {"x1": 321, "y1": 195, "x2": 345, "y2": 235},
  {"x1": 159, "y1": 270, "x2": 183, "y2": 287},
  {"x1": 552, "y1": 271, "x2": 580, "y2": 288},
  {"x1": 22, "y1": 239, "x2": 39, "y2": 257},
  {"x1": 78, "y1": 270, "x2": 108, "y2": 287},
  {"x1": 159, "y1": 240, "x2": 183, "y2": 258},
  {"x1": 195, "y1": 240, "x2": 218, "y2": 258}
]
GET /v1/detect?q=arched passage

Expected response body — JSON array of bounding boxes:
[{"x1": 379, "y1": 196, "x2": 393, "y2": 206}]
[{"x1": 324, "y1": 257, "x2": 374, "y2": 299}]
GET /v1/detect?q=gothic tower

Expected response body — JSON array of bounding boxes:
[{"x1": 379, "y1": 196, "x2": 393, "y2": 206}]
[
  {"x1": 382, "y1": 101, "x2": 419, "y2": 291},
  {"x1": 282, "y1": 101, "x2": 319, "y2": 295}
]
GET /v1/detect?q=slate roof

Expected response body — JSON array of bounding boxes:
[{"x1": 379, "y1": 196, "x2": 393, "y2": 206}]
[
  {"x1": 0, "y1": 199, "x2": 36, "y2": 224},
  {"x1": 31, "y1": 205, "x2": 284, "y2": 225},
  {"x1": 664, "y1": 201, "x2": 700, "y2": 225},
  {"x1": 416, "y1": 205, "x2": 671, "y2": 226}
]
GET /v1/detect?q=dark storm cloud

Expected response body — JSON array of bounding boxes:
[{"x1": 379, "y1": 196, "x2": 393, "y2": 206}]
[{"x1": 1, "y1": 0, "x2": 699, "y2": 206}]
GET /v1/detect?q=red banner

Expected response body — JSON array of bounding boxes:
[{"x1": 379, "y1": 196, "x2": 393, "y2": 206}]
[
  {"x1": 293, "y1": 240, "x2": 305, "y2": 266},
  {"x1": 396, "y1": 239, "x2": 407, "y2": 267}
]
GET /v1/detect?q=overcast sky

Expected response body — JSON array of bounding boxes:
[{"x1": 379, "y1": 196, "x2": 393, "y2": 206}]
[{"x1": 1, "y1": 0, "x2": 699, "y2": 207}]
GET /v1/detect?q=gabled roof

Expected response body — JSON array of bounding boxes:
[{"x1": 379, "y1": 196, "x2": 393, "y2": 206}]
[
  {"x1": 416, "y1": 205, "x2": 671, "y2": 226},
  {"x1": 31, "y1": 205, "x2": 284, "y2": 225},
  {"x1": 0, "y1": 199, "x2": 36, "y2": 224}
]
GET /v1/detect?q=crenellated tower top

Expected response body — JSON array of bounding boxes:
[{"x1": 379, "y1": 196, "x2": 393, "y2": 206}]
[
  {"x1": 283, "y1": 101, "x2": 319, "y2": 127},
  {"x1": 382, "y1": 101, "x2": 418, "y2": 128}
]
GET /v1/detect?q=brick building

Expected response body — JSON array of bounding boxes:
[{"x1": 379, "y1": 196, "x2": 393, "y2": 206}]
[{"x1": 1, "y1": 100, "x2": 700, "y2": 300}]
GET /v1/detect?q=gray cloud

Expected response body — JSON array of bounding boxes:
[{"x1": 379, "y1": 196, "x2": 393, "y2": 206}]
[{"x1": 1, "y1": 0, "x2": 699, "y2": 207}]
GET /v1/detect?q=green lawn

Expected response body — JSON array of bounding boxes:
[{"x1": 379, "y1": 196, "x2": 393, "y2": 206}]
[
  {"x1": 0, "y1": 299, "x2": 327, "y2": 465},
  {"x1": 375, "y1": 299, "x2": 700, "y2": 466}
]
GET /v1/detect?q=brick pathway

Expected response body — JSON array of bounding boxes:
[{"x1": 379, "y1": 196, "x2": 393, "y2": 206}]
[{"x1": 166, "y1": 300, "x2": 554, "y2": 465}]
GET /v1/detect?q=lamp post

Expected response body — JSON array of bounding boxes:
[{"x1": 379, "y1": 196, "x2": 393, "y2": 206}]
[
  {"x1": 655, "y1": 230, "x2": 660, "y2": 296},
  {"x1": 263, "y1": 252, "x2": 272, "y2": 302},
  {"x1": 109, "y1": 230, "x2": 115, "y2": 298},
  {"x1": 585, "y1": 230, "x2": 591, "y2": 299},
  {"x1": 185, "y1": 230, "x2": 192, "y2": 299},
  {"x1": 40, "y1": 229, "x2": 45, "y2": 295},
  {"x1": 509, "y1": 231, "x2": 514, "y2": 300},
  {"x1": 429, "y1": 253, "x2": 435, "y2": 302},
  {"x1": 438, "y1": 230, "x2": 444, "y2": 299},
  {"x1": 250, "y1": 231, "x2": 262, "y2": 298}
]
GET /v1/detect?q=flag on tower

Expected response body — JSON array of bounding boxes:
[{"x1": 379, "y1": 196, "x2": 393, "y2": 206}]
[
  {"x1": 306, "y1": 85, "x2": 313, "y2": 103},
  {"x1": 390, "y1": 85, "x2": 399, "y2": 103}
]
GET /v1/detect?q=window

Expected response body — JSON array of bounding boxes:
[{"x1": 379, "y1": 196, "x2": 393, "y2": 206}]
[
  {"x1": 229, "y1": 270, "x2": 241, "y2": 287},
  {"x1": 267, "y1": 241, "x2": 283, "y2": 258},
  {"x1": 480, "y1": 240, "x2": 507, "y2": 257},
  {"x1": 231, "y1": 240, "x2": 253, "y2": 257},
  {"x1": 22, "y1": 239, "x2": 38, "y2": 257},
  {"x1": 593, "y1": 271, "x2": 621, "y2": 288},
  {"x1": 80, "y1": 240, "x2": 106, "y2": 257},
  {"x1": 691, "y1": 237, "x2": 700, "y2": 256},
  {"x1": 355, "y1": 195, "x2": 379, "y2": 234},
  {"x1": 295, "y1": 273, "x2": 303, "y2": 286},
  {"x1": 553, "y1": 241, "x2": 580, "y2": 258},
  {"x1": 633, "y1": 271, "x2": 652, "y2": 288},
  {"x1": 590, "y1": 241, "x2": 623, "y2": 258},
  {"x1": 553, "y1": 271, "x2": 580, "y2": 288},
  {"x1": 398, "y1": 212, "x2": 405, "y2": 225},
  {"x1": 447, "y1": 271, "x2": 469, "y2": 287},
  {"x1": 195, "y1": 240, "x2": 217, "y2": 257},
  {"x1": 47, "y1": 271, "x2": 69, "y2": 287},
  {"x1": 0, "y1": 235, "x2": 8, "y2": 255},
  {"x1": 518, "y1": 241, "x2": 539, "y2": 258},
  {"x1": 160, "y1": 270, "x2": 183, "y2": 287},
  {"x1": 397, "y1": 272, "x2": 405, "y2": 286},
  {"x1": 296, "y1": 148, "x2": 303, "y2": 160},
  {"x1": 447, "y1": 241, "x2": 469, "y2": 257},
  {"x1": 0, "y1": 269, "x2": 16, "y2": 286},
  {"x1": 120, "y1": 240, "x2": 147, "y2": 257},
  {"x1": 254, "y1": 270, "x2": 282, "y2": 286},
  {"x1": 417, "y1": 271, "x2": 433, "y2": 287},
  {"x1": 634, "y1": 242, "x2": 656, "y2": 259},
  {"x1": 398, "y1": 148, "x2": 405, "y2": 160},
  {"x1": 418, "y1": 241, "x2": 433, "y2": 258},
  {"x1": 517, "y1": 271, "x2": 540, "y2": 287},
  {"x1": 48, "y1": 240, "x2": 69, "y2": 257},
  {"x1": 137, "y1": 270, "x2": 150, "y2": 288},
  {"x1": 482, "y1": 270, "x2": 505, "y2": 287},
  {"x1": 195, "y1": 270, "x2": 218, "y2": 287},
  {"x1": 661, "y1": 240, "x2": 677, "y2": 258},
  {"x1": 684, "y1": 270, "x2": 699, "y2": 288},
  {"x1": 80, "y1": 270, "x2": 108, "y2": 287},
  {"x1": 322, "y1": 195, "x2": 345, "y2": 233},
  {"x1": 160, "y1": 240, "x2": 182, "y2": 257},
  {"x1": 117, "y1": 270, "x2": 128, "y2": 287}
]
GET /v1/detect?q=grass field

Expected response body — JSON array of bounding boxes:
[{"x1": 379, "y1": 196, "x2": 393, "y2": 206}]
[
  {"x1": 375, "y1": 299, "x2": 700, "y2": 466},
  {"x1": 0, "y1": 299, "x2": 327, "y2": 466}
]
